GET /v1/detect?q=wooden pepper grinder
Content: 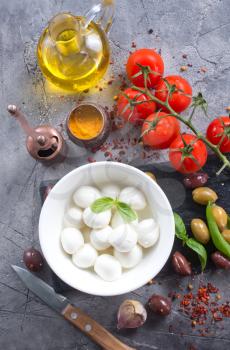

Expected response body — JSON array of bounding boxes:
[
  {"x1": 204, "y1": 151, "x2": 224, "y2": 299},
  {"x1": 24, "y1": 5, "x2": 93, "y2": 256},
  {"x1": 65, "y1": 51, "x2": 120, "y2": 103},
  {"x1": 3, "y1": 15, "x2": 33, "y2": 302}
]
[{"x1": 7, "y1": 105, "x2": 66, "y2": 163}]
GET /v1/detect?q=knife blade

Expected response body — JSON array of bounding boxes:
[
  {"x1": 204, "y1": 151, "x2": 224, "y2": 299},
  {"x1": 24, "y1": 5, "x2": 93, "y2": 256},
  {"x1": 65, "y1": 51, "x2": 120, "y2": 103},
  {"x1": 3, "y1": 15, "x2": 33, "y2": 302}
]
[
  {"x1": 12, "y1": 265, "x2": 69, "y2": 313},
  {"x1": 12, "y1": 265, "x2": 136, "y2": 350}
]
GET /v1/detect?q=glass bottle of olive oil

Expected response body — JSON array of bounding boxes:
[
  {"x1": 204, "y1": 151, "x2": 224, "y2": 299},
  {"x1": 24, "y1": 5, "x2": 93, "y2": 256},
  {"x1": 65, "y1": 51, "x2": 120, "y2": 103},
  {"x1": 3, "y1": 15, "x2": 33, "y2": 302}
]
[{"x1": 37, "y1": 1, "x2": 115, "y2": 92}]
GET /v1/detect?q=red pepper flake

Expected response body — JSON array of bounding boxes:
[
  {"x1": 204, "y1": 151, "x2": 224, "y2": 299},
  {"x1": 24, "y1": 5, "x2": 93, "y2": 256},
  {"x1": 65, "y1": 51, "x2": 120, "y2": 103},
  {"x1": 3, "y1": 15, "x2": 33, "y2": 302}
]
[
  {"x1": 207, "y1": 283, "x2": 219, "y2": 293},
  {"x1": 104, "y1": 151, "x2": 113, "y2": 158},
  {"x1": 178, "y1": 282, "x2": 229, "y2": 333},
  {"x1": 87, "y1": 157, "x2": 96, "y2": 163},
  {"x1": 131, "y1": 42, "x2": 137, "y2": 48}
]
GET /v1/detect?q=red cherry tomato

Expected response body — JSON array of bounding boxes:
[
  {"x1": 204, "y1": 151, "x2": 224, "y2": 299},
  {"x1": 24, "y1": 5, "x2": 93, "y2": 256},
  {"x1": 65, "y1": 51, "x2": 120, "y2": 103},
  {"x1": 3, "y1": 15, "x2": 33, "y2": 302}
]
[
  {"x1": 206, "y1": 116, "x2": 230, "y2": 153},
  {"x1": 142, "y1": 112, "x2": 180, "y2": 149},
  {"x1": 155, "y1": 75, "x2": 192, "y2": 113},
  {"x1": 169, "y1": 134, "x2": 208, "y2": 174},
  {"x1": 117, "y1": 88, "x2": 157, "y2": 124},
  {"x1": 126, "y1": 49, "x2": 164, "y2": 88}
]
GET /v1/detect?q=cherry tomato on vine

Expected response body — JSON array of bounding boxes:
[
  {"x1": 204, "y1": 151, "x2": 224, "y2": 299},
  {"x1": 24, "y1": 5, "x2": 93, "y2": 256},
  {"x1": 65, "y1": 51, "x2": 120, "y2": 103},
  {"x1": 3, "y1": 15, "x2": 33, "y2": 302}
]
[
  {"x1": 117, "y1": 88, "x2": 157, "y2": 124},
  {"x1": 169, "y1": 134, "x2": 208, "y2": 174},
  {"x1": 141, "y1": 112, "x2": 180, "y2": 149},
  {"x1": 126, "y1": 49, "x2": 164, "y2": 88},
  {"x1": 206, "y1": 116, "x2": 230, "y2": 153},
  {"x1": 155, "y1": 75, "x2": 192, "y2": 113}
]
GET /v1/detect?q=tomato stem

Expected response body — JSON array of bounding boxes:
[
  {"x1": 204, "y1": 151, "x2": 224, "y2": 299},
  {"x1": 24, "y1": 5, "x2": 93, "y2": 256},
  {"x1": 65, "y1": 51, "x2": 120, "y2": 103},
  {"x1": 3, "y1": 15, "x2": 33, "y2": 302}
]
[{"x1": 131, "y1": 84, "x2": 230, "y2": 175}]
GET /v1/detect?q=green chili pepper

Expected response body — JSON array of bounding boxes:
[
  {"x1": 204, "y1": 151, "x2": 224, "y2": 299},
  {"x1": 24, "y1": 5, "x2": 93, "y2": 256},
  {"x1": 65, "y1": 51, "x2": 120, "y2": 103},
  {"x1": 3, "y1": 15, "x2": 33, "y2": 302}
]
[{"x1": 206, "y1": 203, "x2": 230, "y2": 258}]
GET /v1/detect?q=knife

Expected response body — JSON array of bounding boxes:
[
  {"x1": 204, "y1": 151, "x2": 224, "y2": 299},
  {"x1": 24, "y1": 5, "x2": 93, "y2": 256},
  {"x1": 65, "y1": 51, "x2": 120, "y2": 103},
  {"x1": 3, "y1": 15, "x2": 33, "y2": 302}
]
[{"x1": 12, "y1": 266, "x2": 136, "y2": 350}]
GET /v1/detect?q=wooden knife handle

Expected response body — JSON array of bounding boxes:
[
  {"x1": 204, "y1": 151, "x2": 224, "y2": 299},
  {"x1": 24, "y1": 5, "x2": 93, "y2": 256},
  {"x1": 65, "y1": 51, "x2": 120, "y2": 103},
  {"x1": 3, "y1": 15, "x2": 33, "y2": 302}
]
[{"x1": 62, "y1": 304, "x2": 136, "y2": 350}]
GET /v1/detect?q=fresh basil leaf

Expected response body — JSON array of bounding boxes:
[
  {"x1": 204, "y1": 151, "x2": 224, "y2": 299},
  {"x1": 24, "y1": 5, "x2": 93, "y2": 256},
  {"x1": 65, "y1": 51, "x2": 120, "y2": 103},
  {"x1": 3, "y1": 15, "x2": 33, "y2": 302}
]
[
  {"x1": 91, "y1": 197, "x2": 114, "y2": 213},
  {"x1": 186, "y1": 238, "x2": 207, "y2": 271},
  {"x1": 174, "y1": 212, "x2": 188, "y2": 242},
  {"x1": 117, "y1": 201, "x2": 138, "y2": 222}
]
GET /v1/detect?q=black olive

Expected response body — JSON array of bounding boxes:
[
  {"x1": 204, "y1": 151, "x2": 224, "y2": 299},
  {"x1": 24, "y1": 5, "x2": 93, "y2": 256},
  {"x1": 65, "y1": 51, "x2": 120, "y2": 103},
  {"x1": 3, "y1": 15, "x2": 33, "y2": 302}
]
[
  {"x1": 23, "y1": 248, "x2": 44, "y2": 272},
  {"x1": 148, "y1": 294, "x2": 172, "y2": 316},
  {"x1": 183, "y1": 172, "x2": 208, "y2": 189}
]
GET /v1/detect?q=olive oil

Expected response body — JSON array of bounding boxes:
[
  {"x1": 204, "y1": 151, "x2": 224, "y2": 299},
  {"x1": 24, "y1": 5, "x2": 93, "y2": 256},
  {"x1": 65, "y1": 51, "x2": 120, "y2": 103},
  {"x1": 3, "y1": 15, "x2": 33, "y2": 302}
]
[{"x1": 37, "y1": 16, "x2": 110, "y2": 92}]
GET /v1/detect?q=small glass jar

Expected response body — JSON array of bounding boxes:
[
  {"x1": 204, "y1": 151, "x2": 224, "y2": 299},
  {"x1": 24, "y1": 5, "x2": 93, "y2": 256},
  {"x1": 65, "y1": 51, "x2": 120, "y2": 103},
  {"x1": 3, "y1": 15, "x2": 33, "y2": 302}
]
[{"x1": 66, "y1": 102, "x2": 111, "y2": 149}]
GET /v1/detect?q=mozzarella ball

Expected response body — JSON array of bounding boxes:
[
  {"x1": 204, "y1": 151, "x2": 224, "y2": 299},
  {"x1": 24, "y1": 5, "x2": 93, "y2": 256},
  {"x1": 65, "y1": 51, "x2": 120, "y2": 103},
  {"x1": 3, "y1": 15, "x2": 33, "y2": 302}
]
[
  {"x1": 114, "y1": 245, "x2": 143, "y2": 268},
  {"x1": 81, "y1": 226, "x2": 91, "y2": 243},
  {"x1": 111, "y1": 211, "x2": 138, "y2": 229},
  {"x1": 64, "y1": 207, "x2": 84, "y2": 229},
  {"x1": 73, "y1": 186, "x2": 101, "y2": 209},
  {"x1": 119, "y1": 187, "x2": 147, "y2": 210},
  {"x1": 61, "y1": 228, "x2": 84, "y2": 254},
  {"x1": 94, "y1": 254, "x2": 122, "y2": 281},
  {"x1": 109, "y1": 224, "x2": 138, "y2": 252},
  {"x1": 137, "y1": 219, "x2": 160, "y2": 248},
  {"x1": 90, "y1": 226, "x2": 112, "y2": 251},
  {"x1": 101, "y1": 184, "x2": 120, "y2": 200},
  {"x1": 72, "y1": 244, "x2": 98, "y2": 268},
  {"x1": 83, "y1": 207, "x2": 111, "y2": 229}
]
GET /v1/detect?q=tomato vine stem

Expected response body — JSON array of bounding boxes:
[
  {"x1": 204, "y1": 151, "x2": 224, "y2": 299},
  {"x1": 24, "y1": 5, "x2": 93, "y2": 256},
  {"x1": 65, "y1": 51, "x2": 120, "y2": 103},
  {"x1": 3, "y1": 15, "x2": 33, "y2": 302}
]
[{"x1": 131, "y1": 83, "x2": 230, "y2": 174}]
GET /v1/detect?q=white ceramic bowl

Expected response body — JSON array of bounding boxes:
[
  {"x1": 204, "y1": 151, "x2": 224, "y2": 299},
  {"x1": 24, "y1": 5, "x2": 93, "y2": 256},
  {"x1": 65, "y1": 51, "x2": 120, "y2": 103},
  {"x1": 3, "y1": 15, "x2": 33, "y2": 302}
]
[{"x1": 39, "y1": 162, "x2": 175, "y2": 296}]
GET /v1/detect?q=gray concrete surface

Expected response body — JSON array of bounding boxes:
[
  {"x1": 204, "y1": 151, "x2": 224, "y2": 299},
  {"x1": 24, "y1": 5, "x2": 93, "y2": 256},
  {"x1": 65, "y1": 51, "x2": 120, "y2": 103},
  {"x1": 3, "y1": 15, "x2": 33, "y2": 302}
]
[{"x1": 0, "y1": 0, "x2": 230, "y2": 349}]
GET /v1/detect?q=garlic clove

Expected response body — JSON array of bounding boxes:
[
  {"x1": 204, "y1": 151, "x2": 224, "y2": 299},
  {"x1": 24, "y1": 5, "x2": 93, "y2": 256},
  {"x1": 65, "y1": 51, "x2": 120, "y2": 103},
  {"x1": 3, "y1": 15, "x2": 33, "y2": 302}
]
[
  {"x1": 119, "y1": 187, "x2": 147, "y2": 210},
  {"x1": 90, "y1": 226, "x2": 112, "y2": 251},
  {"x1": 72, "y1": 243, "x2": 98, "y2": 268},
  {"x1": 109, "y1": 224, "x2": 138, "y2": 252},
  {"x1": 117, "y1": 300, "x2": 147, "y2": 329},
  {"x1": 64, "y1": 207, "x2": 84, "y2": 229},
  {"x1": 101, "y1": 184, "x2": 120, "y2": 200},
  {"x1": 73, "y1": 186, "x2": 101, "y2": 209},
  {"x1": 94, "y1": 254, "x2": 122, "y2": 281},
  {"x1": 111, "y1": 211, "x2": 138, "y2": 229},
  {"x1": 114, "y1": 245, "x2": 143, "y2": 268},
  {"x1": 137, "y1": 219, "x2": 160, "y2": 248},
  {"x1": 83, "y1": 207, "x2": 111, "y2": 229},
  {"x1": 61, "y1": 228, "x2": 84, "y2": 255}
]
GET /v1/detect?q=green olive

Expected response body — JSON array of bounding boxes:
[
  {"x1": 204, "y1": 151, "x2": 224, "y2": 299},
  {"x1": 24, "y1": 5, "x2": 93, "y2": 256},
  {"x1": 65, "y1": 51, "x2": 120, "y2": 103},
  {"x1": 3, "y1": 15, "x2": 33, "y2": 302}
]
[
  {"x1": 145, "y1": 172, "x2": 157, "y2": 182},
  {"x1": 222, "y1": 229, "x2": 230, "y2": 244},
  {"x1": 191, "y1": 218, "x2": 210, "y2": 244},
  {"x1": 211, "y1": 205, "x2": 228, "y2": 231},
  {"x1": 192, "y1": 187, "x2": 218, "y2": 205}
]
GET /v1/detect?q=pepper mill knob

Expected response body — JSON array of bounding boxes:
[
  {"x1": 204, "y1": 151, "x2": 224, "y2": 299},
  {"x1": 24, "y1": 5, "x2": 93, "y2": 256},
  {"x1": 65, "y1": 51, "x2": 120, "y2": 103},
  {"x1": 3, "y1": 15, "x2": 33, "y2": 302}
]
[
  {"x1": 7, "y1": 104, "x2": 17, "y2": 114},
  {"x1": 7, "y1": 104, "x2": 66, "y2": 163}
]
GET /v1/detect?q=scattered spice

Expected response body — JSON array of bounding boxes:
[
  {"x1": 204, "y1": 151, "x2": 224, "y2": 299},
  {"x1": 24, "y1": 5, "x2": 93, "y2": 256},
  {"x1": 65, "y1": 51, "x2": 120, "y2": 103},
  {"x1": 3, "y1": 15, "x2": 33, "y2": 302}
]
[
  {"x1": 147, "y1": 279, "x2": 156, "y2": 285},
  {"x1": 200, "y1": 67, "x2": 207, "y2": 73},
  {"x1": 178, "y1": 282, "x2": 230, "y2": 334},
  {"x1": 131, "y1": 42, "x2": 137, "y2": 48},
  {"x1": 87, "y1": 156, "x2": 96, "y2": 163},
  {"x1": 187, "y1": 63, "x2": 193, "y2": 67},
  {"x1": 182, "y1": 54, "x2": 188, "y2": 59},
  {"x1": 180, "y1": 65, "x2": 188, "y2": 72},
  {"x1": 148, "y1": 29, "x2": 153, "y2": 34}
]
